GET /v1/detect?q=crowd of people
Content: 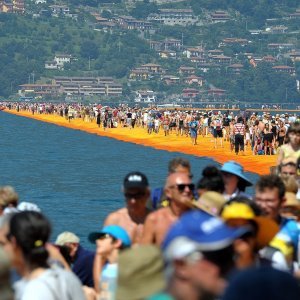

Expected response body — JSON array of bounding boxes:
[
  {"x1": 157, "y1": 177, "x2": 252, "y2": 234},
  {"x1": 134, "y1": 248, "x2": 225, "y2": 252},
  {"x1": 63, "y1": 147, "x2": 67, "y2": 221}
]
[
  {"x1": 1, "y1": 152, "x2": 300, "y2": 299},
  {"x1": 1, "y1": 102, "x2": 300, "y2": 299},
  {"x1": 2, "y1": 102, "x2": 300, "y2": 156}
]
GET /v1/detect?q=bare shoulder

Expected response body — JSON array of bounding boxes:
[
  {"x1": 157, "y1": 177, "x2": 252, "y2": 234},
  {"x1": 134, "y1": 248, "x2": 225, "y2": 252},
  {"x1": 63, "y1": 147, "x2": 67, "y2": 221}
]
[
  {"x1": 104, "y1": 208, "x2": 127, "y2": 225},
  {"x1": 146, "y1": 207, "x2": 170, "y2": 221}
]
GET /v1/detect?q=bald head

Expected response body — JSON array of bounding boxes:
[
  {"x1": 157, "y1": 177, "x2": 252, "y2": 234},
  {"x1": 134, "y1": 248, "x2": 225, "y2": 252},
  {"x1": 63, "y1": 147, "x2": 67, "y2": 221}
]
[{"x1": 165, "y1": 172, "x2": 194, "y2": 206}]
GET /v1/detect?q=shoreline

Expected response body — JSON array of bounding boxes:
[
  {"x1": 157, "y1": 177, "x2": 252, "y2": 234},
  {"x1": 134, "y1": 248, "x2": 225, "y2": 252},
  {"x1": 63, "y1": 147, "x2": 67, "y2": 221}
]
[{"x1": 2, "y1": 109, "x2": 276, "y2": 175}]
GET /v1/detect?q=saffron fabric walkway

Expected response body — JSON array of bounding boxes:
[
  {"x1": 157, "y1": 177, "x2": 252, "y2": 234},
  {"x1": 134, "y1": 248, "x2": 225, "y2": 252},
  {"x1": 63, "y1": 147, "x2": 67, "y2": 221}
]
[{"x1": 4, "y1": 110, "x2": 276, "y2": 175}]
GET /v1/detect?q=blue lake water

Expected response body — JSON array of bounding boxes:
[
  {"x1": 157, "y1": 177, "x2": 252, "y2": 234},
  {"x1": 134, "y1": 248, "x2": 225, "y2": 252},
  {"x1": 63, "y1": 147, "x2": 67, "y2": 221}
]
[{"x1": 0, "y1": 111, "x2": 258, "y2": 248}]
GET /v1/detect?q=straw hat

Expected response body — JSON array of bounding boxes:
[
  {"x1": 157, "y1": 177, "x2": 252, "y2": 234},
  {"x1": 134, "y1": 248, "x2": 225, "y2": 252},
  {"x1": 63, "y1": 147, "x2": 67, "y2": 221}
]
[{"x1": 195, "y1": 191, "x2": 226, "y2": 216}]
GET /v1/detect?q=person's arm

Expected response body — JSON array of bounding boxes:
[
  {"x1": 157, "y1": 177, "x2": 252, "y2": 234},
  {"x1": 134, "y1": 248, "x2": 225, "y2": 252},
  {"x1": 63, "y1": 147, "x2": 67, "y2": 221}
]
[
  {"x1": 93, "y1": 252, "x2": 105, "y2": 294},
  {"x1": 141, "y1": 213, "x2": 156, "y2": 245},
  {"x1": 277, "y1": 147, "x2": 284, "y2": 165}
]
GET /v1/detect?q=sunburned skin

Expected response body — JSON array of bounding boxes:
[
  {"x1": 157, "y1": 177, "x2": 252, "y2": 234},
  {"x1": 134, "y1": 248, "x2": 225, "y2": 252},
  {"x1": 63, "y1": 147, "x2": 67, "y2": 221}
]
[
  {"x1": 141, "y1": 173, "x2": 193, "y2": 246},
  {"x1": 103, "y1": 207, "x2": 149, "y2": 244}
]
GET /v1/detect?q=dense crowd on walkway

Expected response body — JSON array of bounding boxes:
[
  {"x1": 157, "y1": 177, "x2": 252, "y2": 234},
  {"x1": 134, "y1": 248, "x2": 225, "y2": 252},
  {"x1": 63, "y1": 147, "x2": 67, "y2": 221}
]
[
  {"x1": 2, "y1": 102, "x2": 300, "y2": 156},
  {"x1": 1, "y1": 102, "x2": 300, "y2": 299}
]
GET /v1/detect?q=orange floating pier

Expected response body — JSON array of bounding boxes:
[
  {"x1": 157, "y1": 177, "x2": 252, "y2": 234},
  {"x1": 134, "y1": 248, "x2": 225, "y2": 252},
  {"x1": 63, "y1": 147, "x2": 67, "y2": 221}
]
[{"x1": 3, "y1": 109, "x2": 276, "y2": 175}]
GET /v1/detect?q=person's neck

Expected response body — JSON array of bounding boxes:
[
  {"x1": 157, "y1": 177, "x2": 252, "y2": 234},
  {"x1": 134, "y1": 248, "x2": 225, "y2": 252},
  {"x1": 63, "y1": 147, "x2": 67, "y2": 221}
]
[
  {"x1": 224, "y1": 187, "x2": 238, "y2": 197},
  {"x1": 107, "y1": 250, "x2": 119, "y2": 264},
  {"x1": 23, "y1": 266, "x2": 46, "y2": 280},
  {"x1": 128, "y1": 208, "x2": 148, "y2": 224},
  {"x1": 169, "y1": 202, "x2": 189, "y2": 217},
  {"x1": 290, "y1": 143, "x2": 300, "y2": 151}
]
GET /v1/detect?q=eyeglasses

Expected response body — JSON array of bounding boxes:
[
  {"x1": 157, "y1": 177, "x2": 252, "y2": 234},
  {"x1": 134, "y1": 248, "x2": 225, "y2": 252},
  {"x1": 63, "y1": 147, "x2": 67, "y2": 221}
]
[
  {"x1": 170, "y1": 183, "x2": 195, "y2": 192},
  {"x1": 124, "y1": 192, "x2": 146, "y2": 200}
]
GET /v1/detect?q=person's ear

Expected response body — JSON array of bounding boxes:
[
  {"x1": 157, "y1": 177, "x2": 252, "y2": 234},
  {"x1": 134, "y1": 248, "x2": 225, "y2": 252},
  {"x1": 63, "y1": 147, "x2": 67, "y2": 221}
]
[{"x1": 115, "y1": 239, "x2": 122, "y2": 249}]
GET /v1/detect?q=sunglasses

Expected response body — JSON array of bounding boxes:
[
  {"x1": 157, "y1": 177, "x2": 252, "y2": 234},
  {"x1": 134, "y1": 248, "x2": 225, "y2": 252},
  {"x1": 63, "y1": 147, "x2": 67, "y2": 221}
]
[
  {"x1": 97, "y1": 234, "x2": 115, "y2": 241},
  {"x1": 124, "y1": 191, "x2": 146, "y2": 200},
  {"x1": 170, "y1": 183, "x2": 195, "y2": 192}
]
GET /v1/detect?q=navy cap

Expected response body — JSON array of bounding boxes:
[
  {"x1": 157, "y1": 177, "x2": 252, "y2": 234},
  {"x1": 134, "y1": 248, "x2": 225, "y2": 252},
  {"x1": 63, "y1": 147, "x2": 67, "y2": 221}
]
[
  {"x1": 123, "y1": 172, "x2": 149, "y2": 190},
  {"x1": 162, "y1": 210, "x2": 249, "y2": 258}
]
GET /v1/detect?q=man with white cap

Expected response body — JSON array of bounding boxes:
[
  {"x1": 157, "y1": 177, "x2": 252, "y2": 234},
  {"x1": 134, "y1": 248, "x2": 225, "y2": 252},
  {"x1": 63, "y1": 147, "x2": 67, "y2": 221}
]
[{"x1": 55, "y1": 231, "x2": 95, "y2": 287}]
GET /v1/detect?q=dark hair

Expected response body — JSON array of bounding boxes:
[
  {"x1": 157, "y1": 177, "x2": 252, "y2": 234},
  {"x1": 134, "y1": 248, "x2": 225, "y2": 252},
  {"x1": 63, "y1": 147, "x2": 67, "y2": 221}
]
[
  {"x1": 197, "y1": 165, "x2": 225, "y2": 193},
  {"x1": 203, "y1": 245, "x2": 235, "y2": 278},
  {"x1": 255, "y1": 175, "x2": 285, "y2": 200},
  {"x1": 288, "y1": 122, "x2": 300, "y2": 135},
  {"x1": 9, "y1": 211, "x2": 51, "y2": 270},
  {"x1": 168, "y1": 157, "x2": 191, "y2": 174}
]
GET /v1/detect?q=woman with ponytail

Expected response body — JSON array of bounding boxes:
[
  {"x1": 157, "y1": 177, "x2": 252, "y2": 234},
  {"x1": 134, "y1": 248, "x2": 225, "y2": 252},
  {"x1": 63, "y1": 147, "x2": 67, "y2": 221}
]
[{"x1": 8, "y1": 211, "x2": 85, "y2": 300}]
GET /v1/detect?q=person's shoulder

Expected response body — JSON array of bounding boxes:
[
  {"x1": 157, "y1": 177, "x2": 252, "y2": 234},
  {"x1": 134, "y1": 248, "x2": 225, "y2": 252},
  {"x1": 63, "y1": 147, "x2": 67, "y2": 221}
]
[
  {"x1": 104, "y1": 208, "x2": 126, "y2": 225},
  {"x1": 148, "y1": 207, "x2": 170, "y2": 219}
]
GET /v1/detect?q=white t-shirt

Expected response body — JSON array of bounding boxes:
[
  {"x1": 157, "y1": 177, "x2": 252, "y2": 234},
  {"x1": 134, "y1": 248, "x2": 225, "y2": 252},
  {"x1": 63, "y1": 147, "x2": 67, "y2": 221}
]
[{"x1": 14, "y1": 267, "x2": 85, "y2": 300}]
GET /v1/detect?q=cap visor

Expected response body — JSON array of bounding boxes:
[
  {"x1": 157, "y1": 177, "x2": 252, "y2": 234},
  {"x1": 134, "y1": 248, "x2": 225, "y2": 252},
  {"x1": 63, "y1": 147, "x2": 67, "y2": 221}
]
[{"x1": 88, "y1": 232, "x2": 102, "y2": 244}]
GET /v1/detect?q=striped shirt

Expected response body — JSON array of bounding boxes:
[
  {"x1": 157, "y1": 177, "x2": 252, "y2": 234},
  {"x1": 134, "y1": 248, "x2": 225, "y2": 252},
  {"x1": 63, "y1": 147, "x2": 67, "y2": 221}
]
[{"x1": 234, "y1": 123, "x2": 245, "y2": 135}]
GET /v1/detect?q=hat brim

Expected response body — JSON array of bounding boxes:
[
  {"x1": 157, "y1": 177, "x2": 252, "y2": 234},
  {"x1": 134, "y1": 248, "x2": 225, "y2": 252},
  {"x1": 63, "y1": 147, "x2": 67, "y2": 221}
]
[
  {"x1": 253, "y1": 217, "x2": 279, "y2": 249},
  {"x1": 221, "y1": 166, "x2": 252, "y2": 186},
  {"x1": 88, "y1": 232, "x2": 104, "y2": 244}
]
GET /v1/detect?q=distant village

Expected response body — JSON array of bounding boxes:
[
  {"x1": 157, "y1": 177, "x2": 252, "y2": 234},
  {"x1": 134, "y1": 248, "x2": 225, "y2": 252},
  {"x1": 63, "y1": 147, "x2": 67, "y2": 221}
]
[{"x1": 1, "y1": 0, "x2": 300, "y2": 102}]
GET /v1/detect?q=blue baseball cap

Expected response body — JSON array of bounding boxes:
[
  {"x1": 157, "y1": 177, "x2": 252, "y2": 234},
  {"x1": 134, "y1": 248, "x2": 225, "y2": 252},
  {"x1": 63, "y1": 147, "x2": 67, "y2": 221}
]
[
  {"x1": 88, "y1": 225, "x2": 131, "y2": 248},
  {"x1": 162, "y1": 210, "x2": 250, "y2": 259}
]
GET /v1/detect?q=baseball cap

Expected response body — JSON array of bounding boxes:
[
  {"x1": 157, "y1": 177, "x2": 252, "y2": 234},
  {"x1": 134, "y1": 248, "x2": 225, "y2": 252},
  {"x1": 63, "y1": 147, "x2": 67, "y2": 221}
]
[
  {"x1": 88, "y1": 225, "x2": 131, "y2": 248},
  {"x1": 162, "y1": 210, "x2": 250, "y2": 260},
  {"x1": 55, "y1": 231, "x2": 80, "y2": 245},
  {"x1": 123, "y1": 172, "x2": 149, "y2": 190}
]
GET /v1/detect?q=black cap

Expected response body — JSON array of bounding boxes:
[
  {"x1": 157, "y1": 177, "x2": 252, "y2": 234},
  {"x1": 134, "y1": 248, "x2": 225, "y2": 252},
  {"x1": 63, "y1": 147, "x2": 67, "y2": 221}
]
[{"x1": 123, "y1": 172, "x2": 149, "y2": 190}]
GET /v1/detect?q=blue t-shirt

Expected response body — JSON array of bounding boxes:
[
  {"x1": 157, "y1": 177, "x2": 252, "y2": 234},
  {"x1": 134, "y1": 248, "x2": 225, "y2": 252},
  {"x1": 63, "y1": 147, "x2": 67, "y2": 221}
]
[{"x1": 100, "y1": 263, "x2": 118, "y2": 300}]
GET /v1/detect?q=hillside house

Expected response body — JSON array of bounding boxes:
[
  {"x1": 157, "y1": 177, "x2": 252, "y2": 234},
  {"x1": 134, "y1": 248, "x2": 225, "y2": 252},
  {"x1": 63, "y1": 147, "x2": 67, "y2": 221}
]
[
  {"x1": 45, "y1": 61, "x2": 63, "y2": 70},
  {"x1": 262, "y1": 55, "x2": 276, "y2": 63},
  {"x1": 182, "y1": 88, "x2": 199, "y2": 99},
  {"x1": 210, "y1": 55, "x2": 231, "y2": 65},
  {"x1": 184, "y1": 47, "x2": 205, "y2": 58},
  {"x1": 272, "y1": 65, "x2": 295, "y2": 75},
  {"x1": 288, "y1": 51, "x2": 300, "y2": 62},
  {"x1": 0, "y1": 2, "x2": 13, "y2": 13},
  {"x1": 210, "y1": 11, "x2": 230, "y2": 23},
  {"x1": 227, "y1": 64, "x2": 244, "y2": 75},
  {"x1": 118, "y1": 16, "x2": 153, "y2": 30},
  {"x1": 158, "y1": 50, "x2": 176, "y2": 59},
  {"x1": 18, "y1": 84, "x2": 60, "y2": 96},
  {"x1": 179, "y1": 66, "x2": 196, "y2": 75},
  {"x1": 148, "y1": 8, "x2": 197, "y2": 26},
  {"x1": 221, "y1": 38, "x2": 248, "y2": 47},
  {"x1": 268, "y1": 43, "x2": 294, "y2": 51},
  {"x1": 162, "y1": 75, "x2": 180, "y2": 85},
  {"x1": 49, "y1": 5, "x2": 70, "y2": 16},
  {"x1": 129, "y1": 68, "x2": 151, "y2": 80},
  {"x1": 185, "y1": 75, "x2": 203, "y2": 86},
  {"x1": 289, "y1": 9, "x2": 300, "y2": 18},
  {"x1": 141, "y1": 63, "x2": 163, "y2": 73}
]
